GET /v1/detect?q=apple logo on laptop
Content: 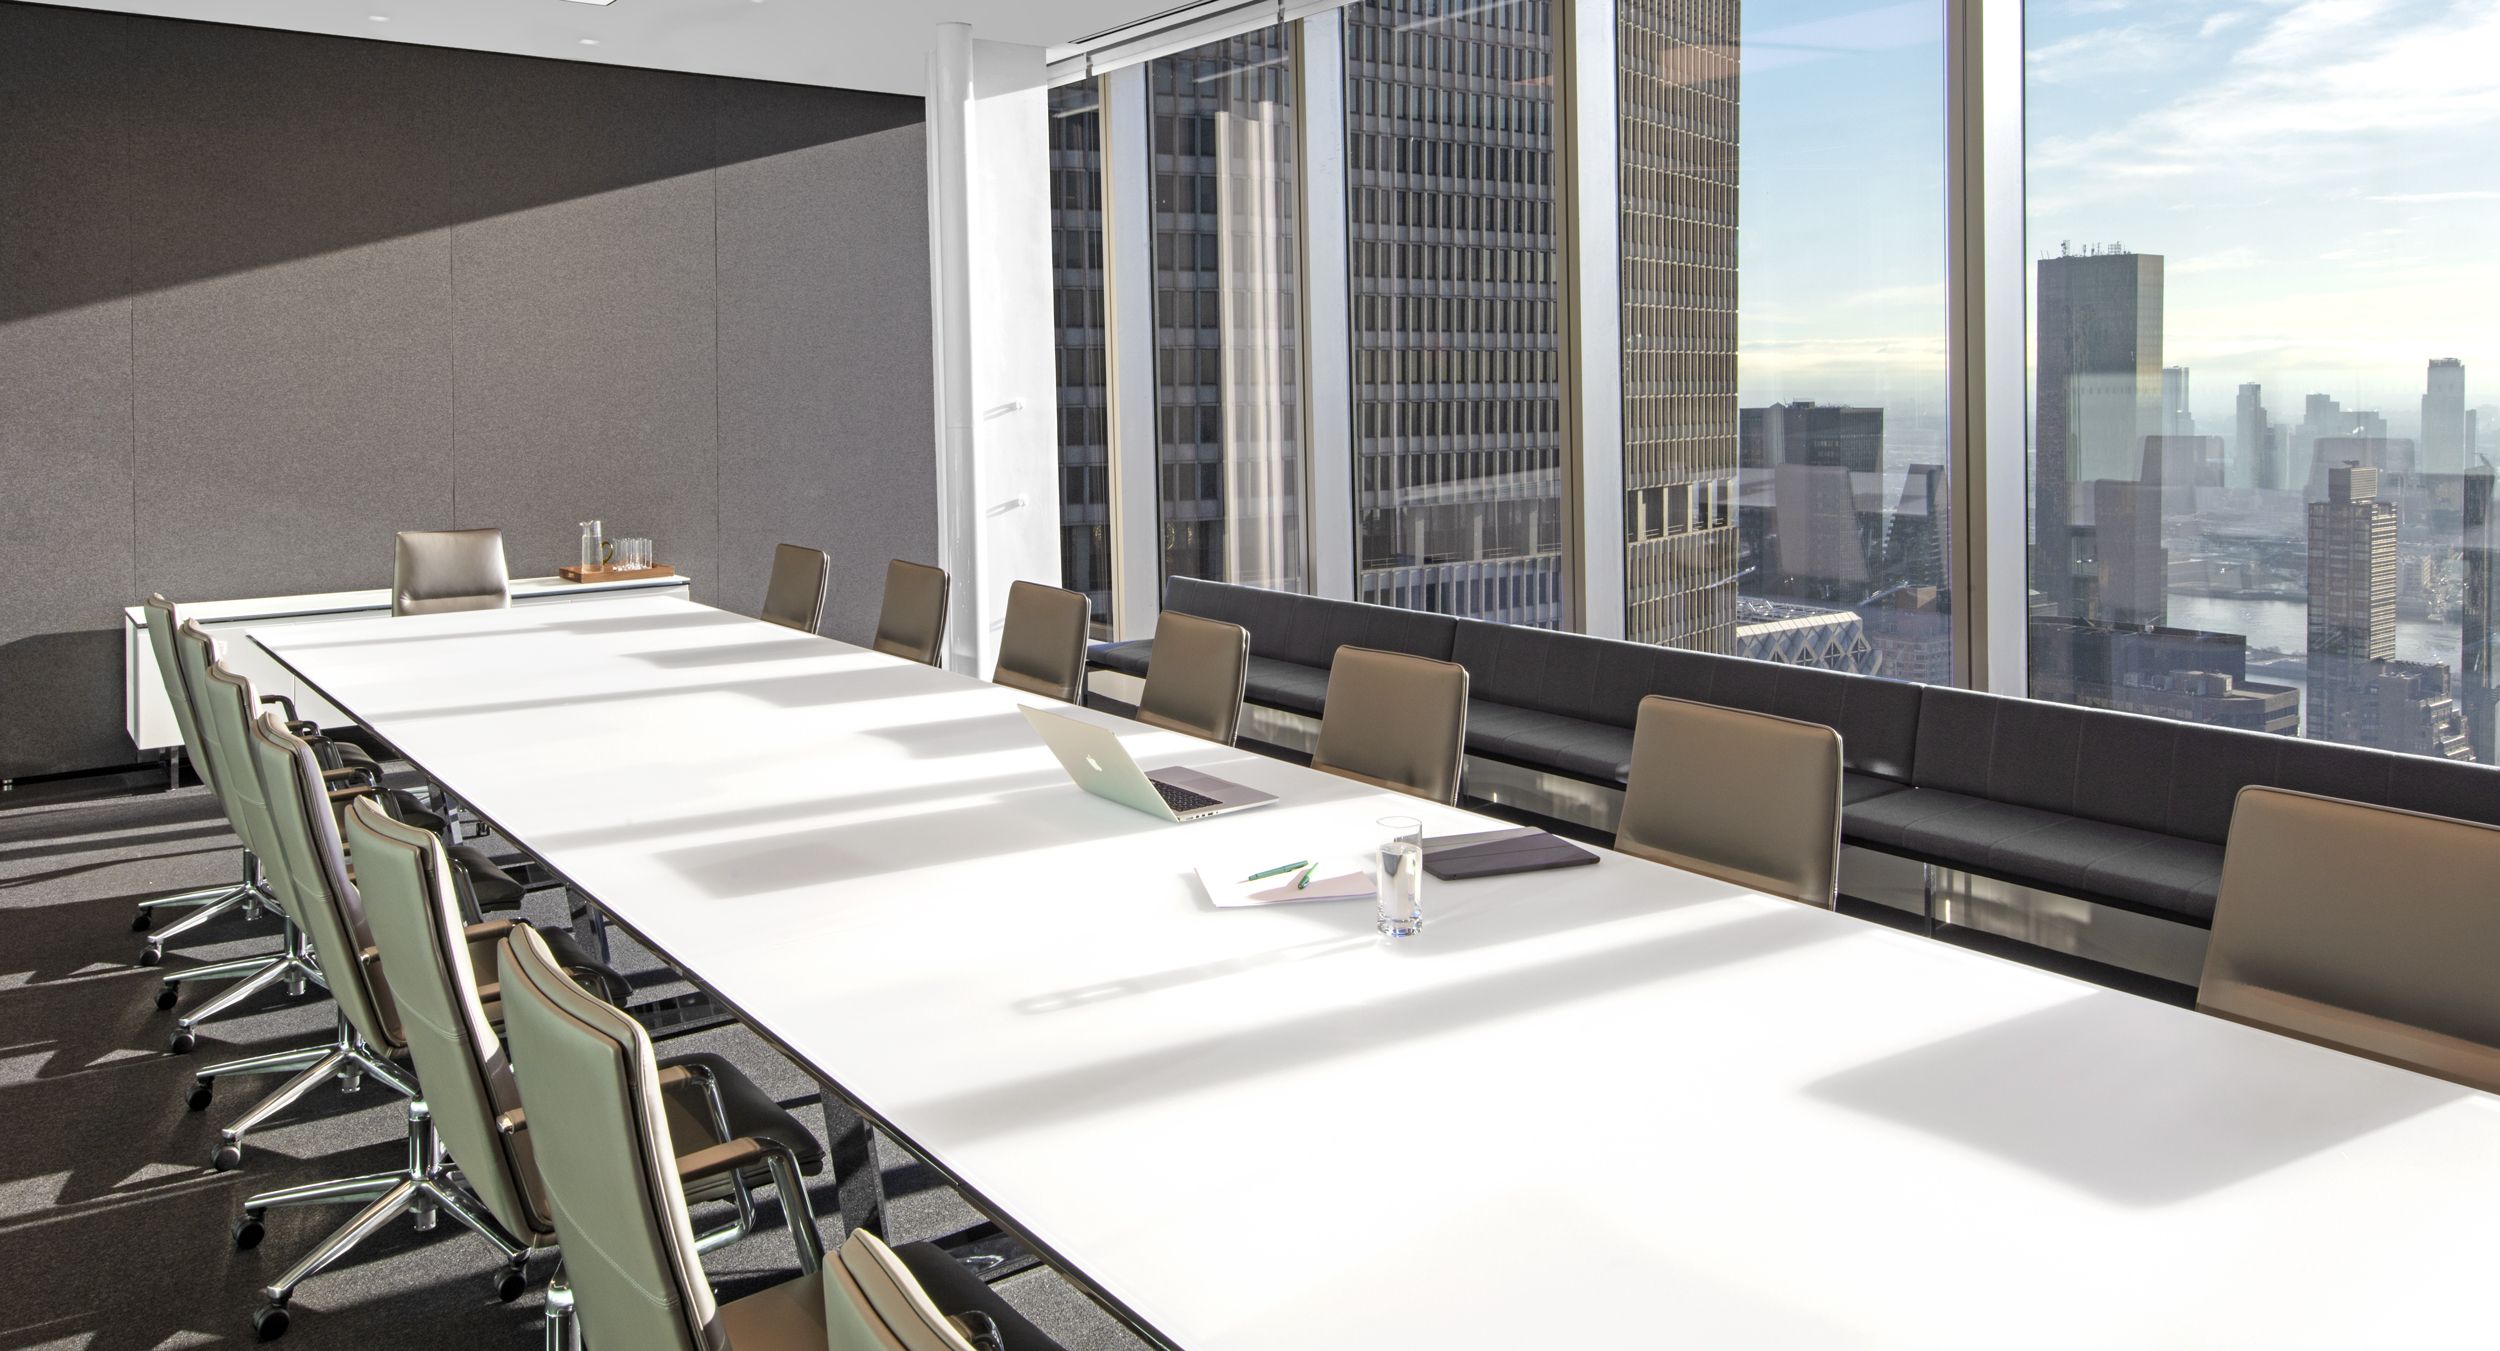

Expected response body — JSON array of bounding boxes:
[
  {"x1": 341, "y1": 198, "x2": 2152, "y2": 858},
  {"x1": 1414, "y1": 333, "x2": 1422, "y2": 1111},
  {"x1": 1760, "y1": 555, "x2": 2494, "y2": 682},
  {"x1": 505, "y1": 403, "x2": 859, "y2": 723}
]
[{"x1": 1085, "y1": 756, "x2": 1104, "y2": 772}]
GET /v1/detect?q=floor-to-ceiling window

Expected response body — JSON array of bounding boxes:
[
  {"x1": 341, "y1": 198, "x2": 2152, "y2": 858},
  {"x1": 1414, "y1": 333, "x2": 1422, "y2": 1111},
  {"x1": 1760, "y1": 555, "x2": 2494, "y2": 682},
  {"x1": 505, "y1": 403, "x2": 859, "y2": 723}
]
[
  {"x1": 1149, "y1": 25, "x2": 1310, "y2": 595},
  {"x1": 2025, "y1": 0, "x2": 2496, "y2": 755},
  {"x1": 1048, "y1": 80, "x2": 1113, "y2": 633},
  {"x1": 1347, "y1": 0, "x2": 1568, "y2": 627},
  {"x1": 1623, "y1": 0, "x2": 1952, "y2": 679}
]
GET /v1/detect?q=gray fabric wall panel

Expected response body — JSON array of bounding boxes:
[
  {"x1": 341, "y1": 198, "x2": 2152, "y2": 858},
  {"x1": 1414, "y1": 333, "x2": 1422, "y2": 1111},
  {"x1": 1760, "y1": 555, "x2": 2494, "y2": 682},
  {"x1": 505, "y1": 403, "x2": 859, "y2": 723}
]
[
  {"x1": 450, "y1": 60, "x2": 722, "y2": 596},
  {"x1": 715, "y1": 80, "x2": 937, "y2": 644},
  {"x1": 0, "y1": 7, "x2": 140, "y2": 775},
  {"x1": 0, "y1": 2, "x2": 931, "y2": 777}
]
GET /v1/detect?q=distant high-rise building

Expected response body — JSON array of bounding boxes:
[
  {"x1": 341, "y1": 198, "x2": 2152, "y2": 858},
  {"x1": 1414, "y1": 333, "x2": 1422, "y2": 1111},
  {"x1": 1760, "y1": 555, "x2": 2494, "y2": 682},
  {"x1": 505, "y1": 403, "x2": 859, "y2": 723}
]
[
  {"x1": 1740, "y1": 402, "x2": 1883, "y2": 473},
  {"x1": 1620, "y1": 0, "x2": 1741, "y2": 648},
  {"x1": 1883, "y1": 462, "x2": 1951, "y2": 592},
  {"x1": 2161, "y1": 365, "x2": 2196, "y2": 439},
  {"x1": 2307, "y1": 463, "x2": 2399, "y2": 746},
  {"x1": 2466, "y1": 464, "x2": 2498, "y2": 762},
  {"x1": 2028, "y1": 616, "x2": 2299, "y2": 734},
  {"x1": 2307, "y1": 435, "x2": 2416, "y2": 499},
  {"x1": 2092, "y1": 479, "x2": 2168, "y2": 627},
  {"x1": 2034, "y1": 249, "x2": 2164, "y2": 617},
  {"x1": 2422, "y1": 357, "x2": 2468, "y2": 476},
  {"x1": 1046, "y1": 82, "x2": 1112, "y2": 622},
  {"x1": 2234, "y1": 382, "x2": 2275, "y2": 490},
  {"x1": 1349, "y1": 0, "x2": 1564, "y2": 626},
  {"x1": 2142, "y1": 433, "x2": 2223, "y2": 521}
]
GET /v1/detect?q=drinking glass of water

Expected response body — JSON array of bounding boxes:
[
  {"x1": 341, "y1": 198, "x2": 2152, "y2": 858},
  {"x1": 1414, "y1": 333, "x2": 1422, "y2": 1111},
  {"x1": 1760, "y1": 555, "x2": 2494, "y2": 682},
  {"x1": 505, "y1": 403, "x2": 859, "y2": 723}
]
[{"x1": 1377, "y1": 815, "x2": 1424, "y2": 938}]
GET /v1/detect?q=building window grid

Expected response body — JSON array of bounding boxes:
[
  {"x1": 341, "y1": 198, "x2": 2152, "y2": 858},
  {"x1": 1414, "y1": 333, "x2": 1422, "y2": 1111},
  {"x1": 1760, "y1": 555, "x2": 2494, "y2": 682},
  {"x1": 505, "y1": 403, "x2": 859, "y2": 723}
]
[{"x1": 1047, "y1": 81, "x2": 1114, "y2": 631}]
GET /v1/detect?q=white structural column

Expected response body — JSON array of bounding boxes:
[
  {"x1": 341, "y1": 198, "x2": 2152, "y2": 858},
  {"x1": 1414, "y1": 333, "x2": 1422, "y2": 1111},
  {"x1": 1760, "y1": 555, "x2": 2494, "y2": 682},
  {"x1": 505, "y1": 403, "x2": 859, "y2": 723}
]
[
  {"x1": 1566, "y1": 1, "x2": 1627, "y2": 638},
  {"x1": 1946, "y1": 0, "x2": 2029, "y2": 692},
  {"x1": 927, "y1": 24, "x2": 1062, "y2": 675},
  {"x1": 1101, "y1": 63, "x2": 1163, "y2": 641},
  {"x1": 1299, "y1": 11, "x2": 1357, "y2": 602}
]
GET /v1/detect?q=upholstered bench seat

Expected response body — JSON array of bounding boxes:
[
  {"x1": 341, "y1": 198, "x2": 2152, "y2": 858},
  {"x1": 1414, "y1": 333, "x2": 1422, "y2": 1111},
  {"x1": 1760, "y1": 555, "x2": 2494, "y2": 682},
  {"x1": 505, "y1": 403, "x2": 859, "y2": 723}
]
[
  {"x1": 1844, "y1": 787, "x2": 2225, "y2": 924},
  {"x1": 1464, "y1": 701, "x2": 1635, "y2": 783}
]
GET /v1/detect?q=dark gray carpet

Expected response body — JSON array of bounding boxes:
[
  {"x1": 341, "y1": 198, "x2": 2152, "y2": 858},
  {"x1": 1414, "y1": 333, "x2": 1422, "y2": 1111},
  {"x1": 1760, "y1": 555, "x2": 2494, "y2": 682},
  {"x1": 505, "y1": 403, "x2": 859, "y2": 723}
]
[{"x1": 0, "y1": 783, "x2": 1144, "y2": 1351}]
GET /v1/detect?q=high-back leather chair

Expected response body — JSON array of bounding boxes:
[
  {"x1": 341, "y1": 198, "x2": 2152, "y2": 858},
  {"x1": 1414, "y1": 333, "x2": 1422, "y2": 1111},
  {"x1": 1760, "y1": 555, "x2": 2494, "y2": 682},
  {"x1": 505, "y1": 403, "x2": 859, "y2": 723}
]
[
  {"x1": 1615, "y1": 695, "x2": 1843, "y2": 908},
  {"x1": 132, "y1": 595, "x2": 263, "y2": 951},
  {"x1": 991, "y1": 580, "x2": 1090, "y2": 703},
  {"x1": 1311, "y1": 646, "x2": 1469, "y2": 805},
  {"x1": 394, "y1": 528, "x2": 511, "y2": 616},
  {"x1": 872, "y1": 559, "x2": 950, "y2": 665},
  {"x1": 761, "y1": 543, "x2": 832, "y2": 634},
  {"x1": 2200, "y1": 786, "x2": 2500, "y2": 1092},
  {"x1": 1136, "y1": 610, "x2": 1249, "y2": 746}
]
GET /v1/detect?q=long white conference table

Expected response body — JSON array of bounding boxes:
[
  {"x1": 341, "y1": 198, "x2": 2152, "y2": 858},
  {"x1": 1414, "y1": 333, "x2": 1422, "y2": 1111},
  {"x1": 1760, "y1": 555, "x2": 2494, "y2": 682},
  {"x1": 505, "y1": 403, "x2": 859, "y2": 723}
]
[{"x1": 251, "y1": 596, "x2": 2500, "y2": 1349}]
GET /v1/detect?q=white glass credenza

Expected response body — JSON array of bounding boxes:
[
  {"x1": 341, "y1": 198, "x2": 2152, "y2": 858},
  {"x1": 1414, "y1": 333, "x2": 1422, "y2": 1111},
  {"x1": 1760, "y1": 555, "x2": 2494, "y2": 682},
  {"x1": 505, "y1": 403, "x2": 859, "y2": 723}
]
[{"x1": 122, "y1": 574, "x2": 693, "y2": 758}]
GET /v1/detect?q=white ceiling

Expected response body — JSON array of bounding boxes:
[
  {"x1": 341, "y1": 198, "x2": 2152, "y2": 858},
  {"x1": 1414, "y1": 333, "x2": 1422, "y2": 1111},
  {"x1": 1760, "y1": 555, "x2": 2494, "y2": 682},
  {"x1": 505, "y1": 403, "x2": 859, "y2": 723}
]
[{"x1": 36, "y1": 0, "x2": 1168, "y2": 97}]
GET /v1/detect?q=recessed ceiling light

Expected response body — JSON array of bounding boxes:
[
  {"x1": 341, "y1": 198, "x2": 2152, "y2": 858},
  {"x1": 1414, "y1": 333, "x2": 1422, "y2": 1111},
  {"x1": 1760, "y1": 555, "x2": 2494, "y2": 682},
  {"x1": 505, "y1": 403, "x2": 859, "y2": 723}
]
[
  {"x1": 367, "y1": 13, "x2": 389, "y2": 20},
  {"x1": 560, "y1": 1, "x2": 618, "y2": 6},
  {"x1": 578, "y1": 37, "x2": 600, "y2": 45}
]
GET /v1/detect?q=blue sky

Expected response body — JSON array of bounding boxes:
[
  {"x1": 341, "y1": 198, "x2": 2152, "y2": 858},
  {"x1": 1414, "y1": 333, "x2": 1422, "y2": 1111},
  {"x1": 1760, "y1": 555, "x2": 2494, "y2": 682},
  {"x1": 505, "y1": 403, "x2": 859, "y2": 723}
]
[{"x1": 1738, "y1": 0, "x2": 2500, "y2": 437}]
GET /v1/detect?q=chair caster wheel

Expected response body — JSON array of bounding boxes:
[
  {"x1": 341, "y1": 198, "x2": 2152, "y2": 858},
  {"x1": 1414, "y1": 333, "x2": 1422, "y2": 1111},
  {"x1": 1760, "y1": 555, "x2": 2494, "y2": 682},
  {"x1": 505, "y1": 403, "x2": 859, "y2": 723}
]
[
  {"x1": 496, "y1": 1269, "x2": 526, "y2": 1302},
  {"x1": 168, "y1": 1030, "x2": 197, "y2": 1055},
  {"x1": 138, "y1": 946, "x2": 163, "y2": 968},
  {"x1": 253, "y1": 1304, "x2": 289, "y2": 1341},
  {"x1": 212, "y1": 1143, "x2": 243, "y2": 1172},
  {"x1": 187, "y1": 1081, "x2": 214, "y2": 1112},
  {"x1": 234, "y1": 1213, "x2": 265, "y2": 1250},
  {"x1": 133, "y1": 910, "x2": 154, "y2": 933},
  {"x1": 157, "y1": 985, "x2": 181, "y2": 1011}
]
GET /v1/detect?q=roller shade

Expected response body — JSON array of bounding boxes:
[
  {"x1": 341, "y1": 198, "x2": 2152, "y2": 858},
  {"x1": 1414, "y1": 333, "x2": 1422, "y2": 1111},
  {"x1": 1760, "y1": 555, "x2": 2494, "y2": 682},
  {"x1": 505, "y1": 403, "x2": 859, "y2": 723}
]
[{"x1": 1045, "y1": 0, "x2": 1360, "y2": 85}]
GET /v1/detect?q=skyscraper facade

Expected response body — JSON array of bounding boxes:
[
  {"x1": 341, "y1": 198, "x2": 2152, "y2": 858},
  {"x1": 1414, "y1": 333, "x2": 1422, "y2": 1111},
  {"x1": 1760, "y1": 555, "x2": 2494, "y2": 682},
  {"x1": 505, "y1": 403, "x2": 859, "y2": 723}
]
[
  {"x1": 2033, "y1": 248, "x2": 2164, "y2": 618},
  {"x1": 1739, "y1": 401, "x2": 1882, "y2": 473},
  {"x1": 2466, "y1": 465, "x2": 2497, "y2": 762},
  {"x1": 2160, "y1": 365, "x2": 2194, "y2": 438},
  {"x1": 2307, "y1": 463, "x2": 2399, "y2": 746},
  {"x1": 1347, "y1": 0, "x2": 1565, "y2": 627},
  {"x1": 1150, "y1": 28, "x2": 1308, "y2": 596},
  {"x1": 1047, "y1": 81, "x2": 1112, "y2": 625},
  {"x1": 2233, "y1": 381, "x2": 2274, "y2": 490},
  {"x1": 2422, "y1": 357, "x2": 2467, "y2": 477},
  {"x1": 1620, "y1": 0, "x2": 1741, "y2": 649}
]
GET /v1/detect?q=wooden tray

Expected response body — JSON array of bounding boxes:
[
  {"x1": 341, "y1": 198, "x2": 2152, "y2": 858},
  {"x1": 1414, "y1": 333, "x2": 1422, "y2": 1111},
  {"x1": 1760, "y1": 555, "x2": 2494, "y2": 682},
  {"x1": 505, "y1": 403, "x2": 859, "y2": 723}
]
[{"x1": 558, "y1": 564, "x2": 677, "y2": 583}]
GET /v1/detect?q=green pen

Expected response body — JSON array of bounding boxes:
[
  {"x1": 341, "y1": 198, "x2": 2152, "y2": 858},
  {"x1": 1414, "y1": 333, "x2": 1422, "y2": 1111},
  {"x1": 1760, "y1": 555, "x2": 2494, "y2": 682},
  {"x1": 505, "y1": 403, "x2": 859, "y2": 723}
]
[
  {"x1": 1292, "y1": 861, "x2": 1320, "y2": 890},
  {"x1": 1241, "y1": 859, "x2": 1309, "y2": 883}
]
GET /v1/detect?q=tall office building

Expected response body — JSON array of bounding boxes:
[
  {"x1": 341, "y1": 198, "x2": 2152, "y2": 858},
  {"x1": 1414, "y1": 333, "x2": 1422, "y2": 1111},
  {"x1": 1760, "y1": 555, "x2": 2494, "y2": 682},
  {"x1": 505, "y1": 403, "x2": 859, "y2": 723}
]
[
  {"x1": 2422, "y1": 357, "x2": 2468, "y2": 476},
  {"x1": 1620, "y1": 0, "x2": 1741, "y2": 648},
  {"x1": 2161, "y1": 365, "x2": 2195, "y2": 439},
  {"x1": 2307, "y1": 463, "x2": 2399, "y2": 746},
  {"x1": 2466, "y1": 465, "x2": 2498, "y2": 762},
  {"x1": 1347, "y1": 0, "x2": 1565, "y2": 627},
  {"x1": 2234, "y1": 382, "x2": 2275, "y2": 490},
  {"x1": 1046, "y1": 82, "x2": 1112, "y2": 623},
  {"x1": 2034, "y1": 248, "x2": 2164, "y2": 618},
  {"x1": 1150, "y1": 28, "x2": 1307, "y2": 596},
  {"x1": 1740, "y1": 402, "x2": 1882, "y2": 472},
  {"x1": 2092, "y1": 478, "x2": 2167, "y2": 628}
]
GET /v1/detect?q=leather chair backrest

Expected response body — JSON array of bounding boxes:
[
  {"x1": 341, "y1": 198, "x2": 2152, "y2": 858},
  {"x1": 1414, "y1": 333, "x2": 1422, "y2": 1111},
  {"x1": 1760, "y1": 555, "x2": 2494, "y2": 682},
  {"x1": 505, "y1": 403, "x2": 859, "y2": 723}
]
[
  {"x1": 823, "y1": 1231, "x2": 982, "y2": 1351},
  {"x1": 1138, "y1": 610, "x2": 1249, "y2": 746},
  {"x1": 991, "y1": 581, "x2": 1090, "y2": 703},
  {"x1": 2200, "y1": 786, "x2": 2500, "y2": 1092},
  {"x1": 761, "y1": 543, "x2": 831, "y2": 634},
  {"x1": 1311, "y1": 646, "x2": 1469, "y2": 805},
  {"x1": 872, "y1": 560, "x2": 950, "y2": 666},
  {"x1": 498, "y1": 926, "x2": 718, "y2": 1351},
  {"x1": 181, "y1": 627, "x2": 291, "y2": 919},
  {"x1": 143, "y1": 595, "x2": 217, "y2": 796},
  {"x1": 346, "y1": 797, "x2": 549, "y2": 1244},
  {"x1": 394, "y1": 528, "x2": 512, "y2": 617},
  {"x1": 247, "y1": 715, "x2": 400, "y2": 1051},
  {"x1": 1615, "y1": 695, "x2": 1843, "y2": 908}
]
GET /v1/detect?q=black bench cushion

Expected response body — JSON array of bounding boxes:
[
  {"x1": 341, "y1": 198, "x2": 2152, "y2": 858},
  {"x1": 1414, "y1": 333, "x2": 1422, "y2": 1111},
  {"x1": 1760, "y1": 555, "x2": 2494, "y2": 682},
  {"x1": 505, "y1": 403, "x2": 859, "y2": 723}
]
[
  {"x1": 1167, "y1": 576, "x2": 1457, "y2": 668},
  {"x1": 1089, "y1": 637, "x2": 1152, "y2": 679},
  {"x1": 1464, "y1": 701, "x2": 1635, "y2": 784},
  {"x1": 1244, "y1": 656, "x2": 1331, "y2": 717},
  {"x1": 1845, "y1": 787, "x2": 2224, "y2": 923}
]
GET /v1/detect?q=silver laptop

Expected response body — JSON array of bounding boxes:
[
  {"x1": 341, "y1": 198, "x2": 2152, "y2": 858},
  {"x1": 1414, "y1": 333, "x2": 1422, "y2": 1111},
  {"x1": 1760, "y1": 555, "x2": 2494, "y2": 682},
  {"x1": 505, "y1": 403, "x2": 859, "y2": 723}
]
[{"x1": 1018, "y1": 705, "x2": 1276, "y2": 822}]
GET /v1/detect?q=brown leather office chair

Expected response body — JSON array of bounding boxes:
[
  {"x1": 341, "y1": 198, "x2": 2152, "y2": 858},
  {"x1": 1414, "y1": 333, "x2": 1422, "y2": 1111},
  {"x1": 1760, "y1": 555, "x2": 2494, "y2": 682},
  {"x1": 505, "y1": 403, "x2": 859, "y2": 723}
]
[
  {"x1": 1137, "y1": 610, "x2": 1250, "y2": 746},
  {"x1": 2199, "y1": 786, "x2": 2500, "y2": 1093},
  {"x1": 872, "y1": 559, "x2": 950, "y2": 665},
  {"x1": 1614, "y1": 695, "x2": 1842, "y2": 908},
  {"x1": 992, "y1": 580, "x2": 1090, "y2": 703},
  {"x1": 761, "y1": 543, "x2": 832, "y2": 634},
  {"x1": 394, "y1": 528, "x2": 511, "y2": 616},
  {"x1": 1311, "y1": 646, "x2": 1469, "y2": 805}
]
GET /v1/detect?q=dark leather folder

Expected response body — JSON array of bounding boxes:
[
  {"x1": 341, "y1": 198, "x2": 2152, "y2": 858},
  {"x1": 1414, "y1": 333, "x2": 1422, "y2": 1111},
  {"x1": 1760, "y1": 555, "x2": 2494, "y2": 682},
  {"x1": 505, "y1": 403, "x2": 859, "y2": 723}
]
[{"x1": 1421, "y1": 827, "x2": 1600, "y2": 881}]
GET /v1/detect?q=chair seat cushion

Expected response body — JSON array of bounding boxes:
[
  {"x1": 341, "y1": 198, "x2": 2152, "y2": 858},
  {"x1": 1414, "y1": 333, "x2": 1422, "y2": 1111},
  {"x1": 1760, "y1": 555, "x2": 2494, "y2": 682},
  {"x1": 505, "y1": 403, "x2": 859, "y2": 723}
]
[
  {"x1": 1242, "y1": 656, "x2": 1331, "y2": 716},
  {"x1": 894, "y1": 1240, "x2": 1064, "y2": 1351},
  {"x1": 447, "y1": 844, "x2": 525, "y2": 912},
  {"x1": 720, "y1": 1269, "x2": 828, "y2": 1351},
  {"x1": 1844, "y1": 788, "x2": 2223, "y2": 924},
  {"x1": 658, "y1": 1050, "x2": 827, "y2": 1175},
  {"x1": 1464, "y1": 701, "x2": 1634, "y2": 784}
]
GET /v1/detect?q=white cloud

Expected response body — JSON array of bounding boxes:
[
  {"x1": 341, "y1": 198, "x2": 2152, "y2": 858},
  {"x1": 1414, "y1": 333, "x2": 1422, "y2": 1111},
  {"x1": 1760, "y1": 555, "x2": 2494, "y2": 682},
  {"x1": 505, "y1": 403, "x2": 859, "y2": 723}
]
[
  {"x1": 2170, "y1": 246, "x2": 2263, "y2": 273},
  {"x1": 2367, "y1": 189, "x2": 2500, "y2": 203},
  {"x1": 2197, "y1": 10, "x2": 2254, "y2": 37},
  {"x1": 2027, "y1": 24, "x2": 2171, "y2": 85},
  {"x1": 1841, "y1": 282, "x2": 1948, "y2": 309}
]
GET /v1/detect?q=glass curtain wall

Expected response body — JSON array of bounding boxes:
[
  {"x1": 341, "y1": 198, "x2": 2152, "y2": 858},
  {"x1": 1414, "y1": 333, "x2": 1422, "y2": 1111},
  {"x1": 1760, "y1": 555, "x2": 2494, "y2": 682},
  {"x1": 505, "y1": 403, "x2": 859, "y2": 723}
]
[
  {"x1": 1347, "y1": 0, "x2": 1568, "y2": 627},
  {"x1": 1148, "y1": 25, "x2": 1310, "y2": 595},
  {"x1": 1048, "y1": 80, "x2": 1113, "y2": 631},
  {"x1": 1623, "y1": 0, "x2": 1952, "y2": 679},
  {"x1": 2026, "y1": 0, "x2": 2497, "y2": 757}
]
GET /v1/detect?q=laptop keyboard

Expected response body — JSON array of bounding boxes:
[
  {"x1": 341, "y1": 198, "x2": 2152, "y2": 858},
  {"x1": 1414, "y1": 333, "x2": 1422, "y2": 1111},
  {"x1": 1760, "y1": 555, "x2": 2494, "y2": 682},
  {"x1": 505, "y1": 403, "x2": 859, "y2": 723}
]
[{"x1": 1153, "y1": 779, "x2": 1224, "y2": 815}]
